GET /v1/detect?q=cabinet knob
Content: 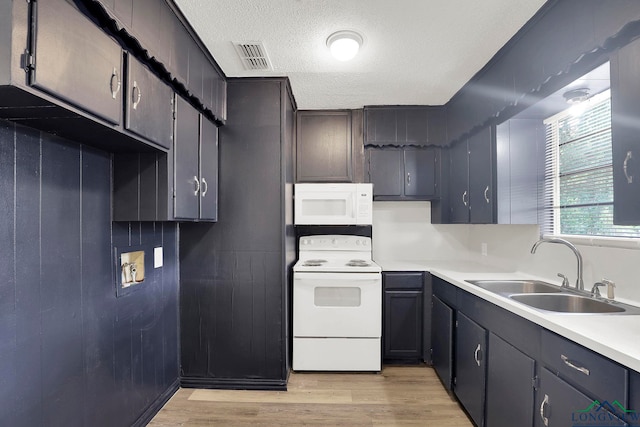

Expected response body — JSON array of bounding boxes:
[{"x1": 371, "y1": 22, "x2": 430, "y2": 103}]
[
  {"x1": 132, "y1": 81, "x2": 142, "y2": 110},
  {"x1": 540, "y1": 394, "x2": 549, "y2": 426},
  {"x1": 407, "y1": 172, "x2": 412, "y2": 185},
  {"x1": 484, "y1": 186, "x2": 490, "y2": 204},
  {"x1": 462, "y1": 190, "x2": 468, "y2": 207}
]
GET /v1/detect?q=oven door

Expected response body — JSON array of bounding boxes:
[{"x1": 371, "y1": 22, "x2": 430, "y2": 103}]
[
  {"x1": 294, "y1": 183, "x2": 358, "y2": 225},
  {"x1": 293, "y1": 272, "x2": 381, "y2": 338}
]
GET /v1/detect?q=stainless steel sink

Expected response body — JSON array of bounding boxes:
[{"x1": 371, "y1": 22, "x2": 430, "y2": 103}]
[
  {"x1": 509, "y1": 293, "x2": 635, "y2": 314},
  {"x1": 466, "y1": 279, "x2": 562, "y2": 295}
]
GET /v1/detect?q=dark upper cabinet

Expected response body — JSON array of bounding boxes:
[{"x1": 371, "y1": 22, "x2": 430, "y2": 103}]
[
  {"x1": 199, "y1": 117, "x2": 219, "y2": 221},
  {"x1": 448, "y1": 126, "x2": 495, "y2": 224},
  {"x1": 365, "y1": 106, "x2": 447, "y2": 146},
  {"x1": 174, "y1": 96, "x2": 218, "y2": 221},
  {"x1": 468, "y1": 126, "x2": 495, "y2": 224},
  {"x1": 485, "y1": 332, "x2": 535, "y2": 427},
  {"x1": 31, "y1": 0, "x2": 123, "y2": 125},
  {"x1": 114, "y1": 96, "x2": 218, "y2": 222},
  {"x1": 131, "y1": 0, "x2": 167, "y2": 61},
  {"x1": 611, "y1": 38, "x2": 640, "y2": 225},
  {"x1": 125, "y1": 54, "x2": 174, "y2": 149},
  {"x1": 432, "y1": 295, "x2": 454, "y2": 391},
  {"x1": 366, "y1": 147, "x2": 438, "y2": 200},
  {"x1": 454, "y1": 312, "x2": 487, "y2": 427},
  {"x1": 174, "y1": 95, "x2": 201, "y2": 219},
  {"x1": 449, "y1": 140, "x2": 470, "y2": 223},
  {"x1": 296, "y1": 110, "x2": 353, "y2": 182},
  {"x1": 98, "y1": 0, "x2": 132, "y2": 27},
  {"x1": 383, "y1": 272, "x2": 424, "y2": 362}
]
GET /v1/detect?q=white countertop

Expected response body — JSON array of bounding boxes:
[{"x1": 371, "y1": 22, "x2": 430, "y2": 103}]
[{"x1": 376, "y1": 259, "x2": 640, "y2": 373}]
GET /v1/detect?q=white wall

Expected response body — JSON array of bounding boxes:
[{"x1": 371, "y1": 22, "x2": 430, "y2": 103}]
[{"x1": 373, "y1": 201, "x2": 640, "y2": 304}]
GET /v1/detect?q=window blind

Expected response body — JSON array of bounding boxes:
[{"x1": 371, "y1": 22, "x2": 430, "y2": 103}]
[{"x1": 541, "y1": 90, "x2": 640, "y2": 238}]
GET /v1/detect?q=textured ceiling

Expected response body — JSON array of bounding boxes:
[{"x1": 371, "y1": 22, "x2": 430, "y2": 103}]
[{"x1": 173, "y1": 0, "x2": 548, "y2": 109}]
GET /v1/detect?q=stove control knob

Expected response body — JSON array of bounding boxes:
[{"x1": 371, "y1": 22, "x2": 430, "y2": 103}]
[
  {"x1": 363, "y1": 240, "x2": 369, "y2": 246},
  {"x1": 356, "y1": 240, "x2": 361, "y2": 245},
  {"x1": 301, "y1": 239, "x2": 308, "y2": 245},
  {"x1": 332, "y1": 238, "x2": 338, "y2": 245}
]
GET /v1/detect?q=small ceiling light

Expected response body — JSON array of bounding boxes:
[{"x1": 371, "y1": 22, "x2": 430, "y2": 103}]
[
  {"x1": 327, "y1": 30, "x2": 363, "y2": 61},
  {"x1": 563, "y1": 88, "x2": 590, "y2": 104}
]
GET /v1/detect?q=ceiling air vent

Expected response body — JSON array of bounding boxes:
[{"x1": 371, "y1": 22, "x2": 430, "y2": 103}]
[{"x1": 234, "y1": 41, "x2": 273, "y2": 71}]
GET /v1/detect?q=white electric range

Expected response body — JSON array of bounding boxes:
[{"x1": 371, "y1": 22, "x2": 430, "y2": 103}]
[{"x1": 292, "y1": 235, "x2": 382, "y2": 371}]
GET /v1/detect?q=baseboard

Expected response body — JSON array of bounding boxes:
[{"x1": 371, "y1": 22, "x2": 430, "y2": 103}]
[
  {"x1": 181, "y1": 376, "x2": 287, "y2": 391},
  {"x1": 132, "y1": 378, "x2": 180, "y2": 427}
]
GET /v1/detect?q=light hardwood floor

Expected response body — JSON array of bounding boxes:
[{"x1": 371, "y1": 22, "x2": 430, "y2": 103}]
[{"x1": 148, "y1": 366, "x2": 473, "y2": 426}]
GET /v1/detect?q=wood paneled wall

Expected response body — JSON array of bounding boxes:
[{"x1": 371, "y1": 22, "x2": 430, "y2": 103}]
[{"x1": 0, "y1": 120, "x2": 179, "y2": 427}]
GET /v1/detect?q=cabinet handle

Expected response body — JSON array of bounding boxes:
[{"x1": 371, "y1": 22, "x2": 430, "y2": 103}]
[
  {"x1": 110, "y1": 67, "x2": 121, "y2": 100},
  {"x1": 484, "y1": 186, "x2": 490, "y2": 204},
  {"x1": 561, "y1": 354, "x2": 590, "y2": 376},
  {"x1": 624, "y1": 151, "x2": 633, "y2": 184},
  {"x1": 132, "y1": 81, "x2": 142, "y2": 110},
  {"x1": 473, "y1": 343, "x2": 481, "y2": 366},
  {"x1": 193, "y1": 176, "x2": 200, "y2": 196},
  {"x1": 540, "y1": 394, "x2": 549, "y2": 427},
  {"x1": 201, "y1": 177, "x2": 208, "y2": 197},
  {"x1": 407, "y1": 172, "x2": 411, "y2": 185},
  {"x1": 462, "y1": 190, "x2": 468, "y2": 207}
]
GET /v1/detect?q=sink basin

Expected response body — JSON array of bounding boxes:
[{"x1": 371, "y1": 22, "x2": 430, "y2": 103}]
[
  {"x1": 510, "y1": 293, "x2": 628, "y2": 314},
  {"x1": 466, "y1": 279, "x2": 562, "y2": 294}
]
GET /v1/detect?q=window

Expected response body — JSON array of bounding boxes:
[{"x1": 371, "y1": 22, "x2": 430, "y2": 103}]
[{"x1": 541, "y1": 89, "x2": 640, "y2": 238}]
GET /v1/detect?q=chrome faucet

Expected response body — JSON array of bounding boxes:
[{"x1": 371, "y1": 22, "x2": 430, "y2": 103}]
[{"x1": 531, "y1": 237, "x2": 584, "y2": 290}]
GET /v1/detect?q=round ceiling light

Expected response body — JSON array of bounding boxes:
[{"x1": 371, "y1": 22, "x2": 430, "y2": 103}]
[{"x1": 326, "y1": 30, "x2": 363, "y2": 61}]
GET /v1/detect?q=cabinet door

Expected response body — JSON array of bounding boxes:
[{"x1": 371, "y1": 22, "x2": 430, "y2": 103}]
[
  {"x1": 449, "y1": 140, "x2": 470, "y2": 223},
  {"x1": 432, "y1": 296, "x2": 454, "y2": 391},
  {"x1": 455, "y1": 312, "x2": 487, "y2": 427},
  {"x1": 365, "y1": 109, "x2": 397, "y2": 143},
  {"x1": 199, "y1": 118, "x2": 218, "y2": 221},
  {"x1": 368, "y1": 148, "x2": 403, "y2": 197},
  {"x1": 296, "y1": 111, "x2": 352, "y2": 182},
  {"x1": 131, "y1": 0, "x2": 166, "y2": 60},
  {"x1": 611, "y1": 39, "x2": 640, "y2": 225},
  {"x1": 536, "y1": 368, "x2": 626, "y2": 427},
  {"x1": 32, "y1": 0, "x2": 123, "y2": 125},
  {"x1": 404, "y1": 109, "x2": 429, "y2": 144},
  {"x1": 486, "y1": 333, "x2": 535, "y2": 427},
  {"x1": 174, "y1": 97, "x2": 200, "y2": 219},
  {"x1": 384, "y1": 291, "x2": 423, "y2": 361},
  {"x1": 404, "y1": 148, "x2": 437, "y2": 197},
  {"x1": 125, "y1": 55, "x2": 173, "y2": 149},
  {"x1": 469, "y1": 126, "x2": 495, "y2": 223}
]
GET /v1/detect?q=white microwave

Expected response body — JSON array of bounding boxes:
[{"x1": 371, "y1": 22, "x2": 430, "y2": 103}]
[{"x1": 294, "y1": 183, "x2": 373, "y2": 225}]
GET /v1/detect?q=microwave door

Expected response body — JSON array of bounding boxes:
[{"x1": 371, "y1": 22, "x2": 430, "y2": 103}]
[{"x1": 297, "y1": 191, "x2": 356, "y2": 225}]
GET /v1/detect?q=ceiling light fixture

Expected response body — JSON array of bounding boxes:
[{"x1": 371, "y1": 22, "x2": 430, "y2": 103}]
[
  {"x1": 563, "y1": 88, "x2": 590, "y2": 104},
  {"x1": 327, "y1": 30, "x2": 363, "y2": 61}
]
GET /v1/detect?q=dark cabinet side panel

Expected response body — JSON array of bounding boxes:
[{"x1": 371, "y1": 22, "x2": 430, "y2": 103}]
[{"x1": 432, "y1": 295, "x2": 454, "y2": 391}]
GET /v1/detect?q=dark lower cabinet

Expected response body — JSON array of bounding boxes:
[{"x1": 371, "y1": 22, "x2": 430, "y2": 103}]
[
  {"x1": 432, "y1": 295, "x2": 454, "y2": 391},
  {"x1": 536, "y1": 368, "x2": 626, "y2": 427},
  {"x1": 31, "y1": 0, "x2": 123, "y2": 125},
  {"x1": 486, "y1": 332, "x2": 535, "y2": 427},
  {"x1": 367, "y1": 147, "x2": 438, "y2": 200},
  {"x1": 454, "y1": 312, "x2": 487, "y2": 427},
  {"x1": 383, "y1": 272, "x2": 424, "y2": 362},
  {"x1": 433, "y1": 277, "x2": 633, "y2": 427}
]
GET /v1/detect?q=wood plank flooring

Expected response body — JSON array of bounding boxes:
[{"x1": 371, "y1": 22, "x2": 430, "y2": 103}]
[{"x1": 148, "y1": 366, "x2": 473, "y2": 426}]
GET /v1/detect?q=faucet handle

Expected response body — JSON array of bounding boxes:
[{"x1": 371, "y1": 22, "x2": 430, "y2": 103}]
[
  {"x1": 557, "y1": 273, "x2": 570, "y2": 288},
  {"x1": 601, "y1": 279, "x2": 616, "y2": 299}
]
